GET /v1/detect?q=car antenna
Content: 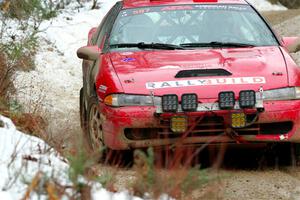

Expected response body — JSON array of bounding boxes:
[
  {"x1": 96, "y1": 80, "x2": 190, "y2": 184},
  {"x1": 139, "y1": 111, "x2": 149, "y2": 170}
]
[
  {"x1": 150, "y1": 91, "x2": 155, "y2": 106},
  {"x1": 259, "y1": 86, "x2": 264, "y2": 100}
]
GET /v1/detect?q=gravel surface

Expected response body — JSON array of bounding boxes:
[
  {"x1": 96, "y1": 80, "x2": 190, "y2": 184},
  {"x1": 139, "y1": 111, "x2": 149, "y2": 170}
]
[
  {"x1": 218, "y1": 11, "x2": 300, "y2": 200},
  {"x1": 262, "y1": 9, "x2": 300, "y2": 26},
  {"x1": 217, "y1": 12, "x2": 300, "y2": 200},
  {"x1": 273, "y1": 13, "x2": 300, "y2": 65},
  {"x1": 222, "y1": 169, "x2": 300, "y2": 200}
]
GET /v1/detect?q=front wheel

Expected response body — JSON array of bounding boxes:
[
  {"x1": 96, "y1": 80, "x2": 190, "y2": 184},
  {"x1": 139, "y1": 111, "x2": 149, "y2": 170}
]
[
  {"x1": 86, "y1": 96, "x2": 105, "y2": 155},
  {"x1": 85, "y1": 95, "x2": 133, "y2": 166}
]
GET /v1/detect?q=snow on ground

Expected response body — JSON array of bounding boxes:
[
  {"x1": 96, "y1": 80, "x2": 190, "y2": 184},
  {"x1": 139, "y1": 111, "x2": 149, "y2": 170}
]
[
  {"x1": 0, "y1": 115, "x2": 143, "y2": 200},
  {"x1": 248, "y1": 0, "x2": 287, "y2": 11},
  {"x1": 0, "y1": 115, "x2": 68, "y2": 200}
]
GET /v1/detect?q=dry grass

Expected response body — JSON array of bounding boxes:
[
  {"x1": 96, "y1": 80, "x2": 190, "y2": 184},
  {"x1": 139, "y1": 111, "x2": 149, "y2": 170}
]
[
  {"x1": 129, "y1": 147, "x2": 225, "y2": 199},
  {"x1": 0, "y1": 51, "x2": 47, "y2": 137},
  {"x1": 0, "y1": 53, "x2": 14, "y2": 101}
]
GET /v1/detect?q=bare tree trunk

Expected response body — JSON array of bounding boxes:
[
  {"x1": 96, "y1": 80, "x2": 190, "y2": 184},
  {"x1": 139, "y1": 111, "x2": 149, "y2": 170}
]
[{"x1": 91, "y1": 0, "x2": 97, "y2": 9}]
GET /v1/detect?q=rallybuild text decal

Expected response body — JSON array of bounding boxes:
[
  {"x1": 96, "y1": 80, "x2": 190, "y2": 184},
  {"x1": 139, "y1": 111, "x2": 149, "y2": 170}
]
[{"x1": 146, "y1": 77, "x2": 266, "y2": 89}]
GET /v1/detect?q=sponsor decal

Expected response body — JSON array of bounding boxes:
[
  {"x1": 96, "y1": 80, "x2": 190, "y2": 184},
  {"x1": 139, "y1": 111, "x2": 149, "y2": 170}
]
[
  {"x1": 161, "y1": 6, "x2": 194, "y2": 11},
  {"x1": 121, "y1": 11, "x2": 128, "y2": 17},
  {"x1": 194, "y1": 5, "x2": 250, "y2": 11},
  {"x1": 122, "y1": 57, "x2": 135, "y2": 62},
  {"x1": 99, "y1": 85, "x2": 108, "y2": 93},
  {"x1": 146, "y1": 77, "x2": 266, "y2": 89},
  {"x1": 159, "y1": 65, "x2": 181, "y2": 69},
  {"x1": 133, "y1": 8, "x2": 151, "y2": 15}
]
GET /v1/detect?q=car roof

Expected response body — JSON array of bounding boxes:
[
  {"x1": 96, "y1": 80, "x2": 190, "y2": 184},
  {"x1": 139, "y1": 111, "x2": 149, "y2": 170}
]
[{"x1": 123, "y1": 0, "x2": 249, "y2": 9}]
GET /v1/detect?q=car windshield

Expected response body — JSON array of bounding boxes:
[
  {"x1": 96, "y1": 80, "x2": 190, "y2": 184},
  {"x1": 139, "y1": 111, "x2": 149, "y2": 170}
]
[{"x1": 109, "y1": 4, "x2": 278, "y2": 48}]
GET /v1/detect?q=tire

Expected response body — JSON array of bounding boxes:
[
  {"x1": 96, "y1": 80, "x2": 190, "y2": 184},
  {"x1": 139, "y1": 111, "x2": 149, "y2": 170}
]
[
  {"x1": 85, "y1": 96, "x2": 104, "y2": 152},
  {"x1": 291, "y1": 143, "x2": 300, "y2": 166},
  {"x1": 258, "y1": 143, "x2": 294, "y2": 168},
  {"x1": 85, "y1": 95, "x2": 133, "y2": 165}
]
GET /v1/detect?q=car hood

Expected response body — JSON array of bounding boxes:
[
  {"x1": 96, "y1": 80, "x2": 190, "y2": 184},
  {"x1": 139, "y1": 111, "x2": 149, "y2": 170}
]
[{"x1": 109, "y1": 47, "x2": 288, "y2": 99}]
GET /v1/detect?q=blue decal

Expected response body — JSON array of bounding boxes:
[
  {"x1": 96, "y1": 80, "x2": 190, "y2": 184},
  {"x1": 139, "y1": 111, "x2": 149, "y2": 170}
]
[{"x1": 122, "y1": 58, "x2": 135, "y2": 62}]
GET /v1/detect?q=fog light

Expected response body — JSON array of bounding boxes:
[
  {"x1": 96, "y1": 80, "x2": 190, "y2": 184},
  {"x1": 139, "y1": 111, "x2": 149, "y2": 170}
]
[
  {"x1": 181, "y1": 93, "x2": 198, "y2": 112},
  {"x1": 231, "y1": 112, "x2": 246, "y2": 128},
  {"x1": 162, "y1": 95, "x2": 178, "y2": 112},
  {"x1": 171, "y1": 116, "x2": 187, "y2": 133},
  {"x1": 239, "y1": 90, "x2": 256, "y2": 108},
  {"x1": 219, "y1": 91, "x2": 235, "y2": 109}
]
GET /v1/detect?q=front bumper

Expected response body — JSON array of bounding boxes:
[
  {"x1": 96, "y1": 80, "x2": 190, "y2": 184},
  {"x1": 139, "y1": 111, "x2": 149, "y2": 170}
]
[{"x1": 100, "y1": 100, "x2": 300, "y2": 150}]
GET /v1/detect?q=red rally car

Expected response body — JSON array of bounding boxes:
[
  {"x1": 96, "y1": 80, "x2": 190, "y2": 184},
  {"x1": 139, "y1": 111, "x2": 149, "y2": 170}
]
[{"x1": 77, "y1": 0, "x2": 300, "y2": 151}]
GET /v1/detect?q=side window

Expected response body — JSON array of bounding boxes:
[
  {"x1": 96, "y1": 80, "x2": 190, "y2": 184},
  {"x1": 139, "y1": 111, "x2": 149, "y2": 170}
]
[
  {"x1": 90, "y1": 12, "x2": 112, "y2": 45},
  {"x1": 96, "y1": 3, "x2": 122, "y2": 48},
  {"x1": 89, "y1": 2, "x2": 121, "y2": 45}
]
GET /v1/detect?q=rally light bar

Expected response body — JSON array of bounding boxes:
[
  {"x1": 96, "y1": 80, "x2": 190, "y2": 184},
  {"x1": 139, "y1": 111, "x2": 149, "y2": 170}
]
[
  {"x1": 162, "y1": 93, "x2": 199, "y2": 113},
  {"x1": 157, "y1": 92, "x2": 263, "y2": 114},
  {"x1": 218, "y1": 90, "x2": 256, "y2": 110}
]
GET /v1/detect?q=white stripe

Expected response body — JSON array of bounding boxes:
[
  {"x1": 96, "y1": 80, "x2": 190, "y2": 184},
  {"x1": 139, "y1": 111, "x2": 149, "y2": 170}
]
[{"x1": 146, "y1": 77, "x2": 266, "y2": 89}]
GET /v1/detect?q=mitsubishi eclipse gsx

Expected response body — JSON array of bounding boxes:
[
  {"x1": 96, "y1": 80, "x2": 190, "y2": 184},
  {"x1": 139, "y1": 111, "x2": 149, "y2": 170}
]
[{"x1": 77, "y1": 0, "x2": 300, "y2": 153}]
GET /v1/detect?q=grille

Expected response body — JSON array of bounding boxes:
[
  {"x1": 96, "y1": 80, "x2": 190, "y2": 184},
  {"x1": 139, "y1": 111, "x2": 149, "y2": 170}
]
[{"x1": 124, "y1": 117, "x2": 293, "y2": 140}]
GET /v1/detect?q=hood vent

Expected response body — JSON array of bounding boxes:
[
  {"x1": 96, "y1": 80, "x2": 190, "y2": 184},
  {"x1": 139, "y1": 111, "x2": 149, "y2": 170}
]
[{"x1": 175, "y1": 69, "x2": 232, "y2": 78}]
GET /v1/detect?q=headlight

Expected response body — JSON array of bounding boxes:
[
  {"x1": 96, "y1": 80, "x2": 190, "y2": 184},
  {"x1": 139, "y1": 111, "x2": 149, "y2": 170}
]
[
  {"x1": 104, "y1": 94, "x2": 161, "y2": 107},
  {"x1": 263, "y1": 87, "x2": 300, "y2": 100}
]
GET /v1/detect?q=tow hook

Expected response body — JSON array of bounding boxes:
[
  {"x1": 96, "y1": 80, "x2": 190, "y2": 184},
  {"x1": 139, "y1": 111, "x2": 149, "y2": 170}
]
[{"x1": 225, "y1": 127, "x2": 245, "y2": 144}]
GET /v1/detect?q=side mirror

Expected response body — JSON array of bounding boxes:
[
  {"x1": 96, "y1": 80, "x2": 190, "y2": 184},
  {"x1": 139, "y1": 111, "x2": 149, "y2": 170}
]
[
  {"x1": 77, "y1": 46, "x2": 101, "y2": 61},
  {"x1": 282, "y1": 37, "x2": 300, "y2": 53}
]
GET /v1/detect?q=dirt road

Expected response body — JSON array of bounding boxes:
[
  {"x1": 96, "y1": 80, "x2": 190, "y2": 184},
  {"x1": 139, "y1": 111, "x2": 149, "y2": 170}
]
[
  {"x1": 202, "y1": 10, "x2": 300, "y2": 200},
  {"x1": 263, "y1": 9, "x2": 300, "y2": 26},
  {"x1": 215, "y1": 11, "x2": 300, "y2": 200}
]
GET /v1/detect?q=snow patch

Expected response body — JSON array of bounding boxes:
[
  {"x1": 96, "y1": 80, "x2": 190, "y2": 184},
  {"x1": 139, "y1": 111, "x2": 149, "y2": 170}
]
[
  {"x1": 0, "y1": 115, "x2": 69, "y2": 199},
  {"x1": 0, "y1": 115, "x2": 144, "y2": 200},
  {"x1": 92, "y1": 184, "x2": 142, "y2": 200}
]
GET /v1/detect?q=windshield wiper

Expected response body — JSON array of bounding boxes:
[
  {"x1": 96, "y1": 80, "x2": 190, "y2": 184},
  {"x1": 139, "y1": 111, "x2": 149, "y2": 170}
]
[
  {"x1": 110, "y1": 42, "x2": 186, "y2": 50},
  {"x1": 180, "y1": 42, "x2": 255, "y2": 48}
]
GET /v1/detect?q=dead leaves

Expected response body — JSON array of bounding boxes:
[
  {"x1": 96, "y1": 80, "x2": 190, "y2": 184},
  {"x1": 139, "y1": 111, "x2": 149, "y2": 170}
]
[{"x1": 1, "y1": 0, "x2": 10, "y2": 13}]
